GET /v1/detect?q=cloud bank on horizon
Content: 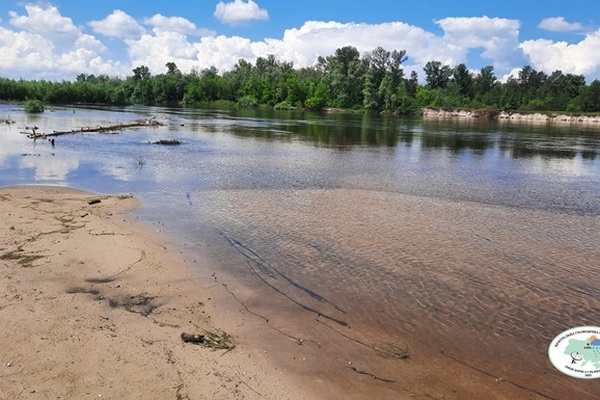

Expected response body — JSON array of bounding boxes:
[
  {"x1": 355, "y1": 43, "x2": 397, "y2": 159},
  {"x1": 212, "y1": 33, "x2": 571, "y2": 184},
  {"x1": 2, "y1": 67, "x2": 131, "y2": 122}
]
[{"x1": 0, "y1": 1, "x2": 599, "y2": 82}]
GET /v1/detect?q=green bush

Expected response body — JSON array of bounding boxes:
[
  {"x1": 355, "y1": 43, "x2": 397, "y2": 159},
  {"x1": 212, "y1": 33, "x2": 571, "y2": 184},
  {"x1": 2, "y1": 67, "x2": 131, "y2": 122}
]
[
  {"x1": 305, "y1": 96, "x2": 326, "y2": 111},
  {"x1": 237, "y1": 96, "x2": 258, "y2": 108},
  {"x1": 397, "y1": 96, "x2": 418, "y2": 115},
  {"x1": 24, "y1": 99, "x2": 44, "y2": 113},
  {"x1": 274, "y1": 101, "x2": 298, "y2": 110}
]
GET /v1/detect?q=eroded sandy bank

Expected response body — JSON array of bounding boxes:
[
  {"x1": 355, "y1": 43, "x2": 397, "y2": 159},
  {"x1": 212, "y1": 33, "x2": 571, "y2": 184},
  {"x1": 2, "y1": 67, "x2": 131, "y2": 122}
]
[{"x1": 423, "y1": 108, "x2": 600, "y2": 124}]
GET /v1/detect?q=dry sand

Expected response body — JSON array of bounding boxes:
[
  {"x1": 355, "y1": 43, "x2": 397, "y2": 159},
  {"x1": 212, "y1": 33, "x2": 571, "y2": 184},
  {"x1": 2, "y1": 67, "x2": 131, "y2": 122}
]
[{"x1": 0, "y1": 186, "x2": 310, "y2": 400}]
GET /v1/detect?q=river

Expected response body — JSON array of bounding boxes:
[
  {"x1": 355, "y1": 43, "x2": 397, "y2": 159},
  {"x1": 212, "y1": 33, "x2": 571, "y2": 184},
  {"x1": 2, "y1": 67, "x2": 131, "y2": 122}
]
[{"x1": 1, "y1": 104, "x2": 599, "y2": 399}]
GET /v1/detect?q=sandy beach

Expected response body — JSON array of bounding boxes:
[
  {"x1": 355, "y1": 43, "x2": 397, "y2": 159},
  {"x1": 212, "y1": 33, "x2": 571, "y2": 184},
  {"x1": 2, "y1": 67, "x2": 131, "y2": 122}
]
[{"x1": 0, "y1": 186, "x2": 309, "y2": 400}]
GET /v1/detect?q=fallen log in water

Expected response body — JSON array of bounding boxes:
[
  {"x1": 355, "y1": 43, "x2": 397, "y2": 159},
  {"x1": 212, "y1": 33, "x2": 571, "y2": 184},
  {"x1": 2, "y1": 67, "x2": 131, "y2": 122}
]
[{"x1": 24, "y1": 118, "x2": 163, "y2": 139}]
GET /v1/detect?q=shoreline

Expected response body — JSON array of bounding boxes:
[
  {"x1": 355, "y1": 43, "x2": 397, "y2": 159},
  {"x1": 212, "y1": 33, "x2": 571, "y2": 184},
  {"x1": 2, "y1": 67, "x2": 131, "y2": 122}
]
[
  {"x1": 0, "y1": 186, "x2": 310, "y2": 400},
  {"x1": 422, "y1": 107, "x2": 600, "y2": 124},
  {"x1": 3, "y1": 185, "x2": 599, "y2": 399}
]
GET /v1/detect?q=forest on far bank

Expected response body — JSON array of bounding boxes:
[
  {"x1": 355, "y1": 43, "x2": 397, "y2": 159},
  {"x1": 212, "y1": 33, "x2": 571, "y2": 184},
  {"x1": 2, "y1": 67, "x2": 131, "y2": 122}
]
[{"x1": 2, "y1": 46, "x2": 600, "y2": 114}]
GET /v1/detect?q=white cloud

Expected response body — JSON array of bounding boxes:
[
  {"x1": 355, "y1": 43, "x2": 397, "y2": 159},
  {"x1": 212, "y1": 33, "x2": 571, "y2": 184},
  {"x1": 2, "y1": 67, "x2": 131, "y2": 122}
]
[
  {"x1": 521, "y1": 30, "x2": 600, "y2": 78},
  {"x1": 0, "y1": 6, "x2": 128, "y2": 80},
  {"x1": 89, "y1": 10, "x2": 146, "y2": 39},
  {"x1": 144, "y1": 14, "x2": 215, "y2": 37},
  {"x1": 501, "y1": 67, "x2": 522, "y2": 82},
  {"x1": 0, "y1": 26, "x2": 56, "y2": 70},
  {"x1": 270, "y1": 21, "x2": 452, "y2": 73},
  {"x1": 9, "y1": 4, "x2": 79, "y2": 36},
  {"x1": 435, "y1": 16, "x2": 524, "y2": 69},
  {"x1": 126, "y1": 30, "x2": 200, "y2": 73},
  {"x1": 75, "y1": 34, "x2": 107, "y2": 53},
  {"x1": 214, "y1": 0, "x2": 269, "y2": 26},
  {"x1": 539, "y1": 17, "x2": 584, "y2": 33}
]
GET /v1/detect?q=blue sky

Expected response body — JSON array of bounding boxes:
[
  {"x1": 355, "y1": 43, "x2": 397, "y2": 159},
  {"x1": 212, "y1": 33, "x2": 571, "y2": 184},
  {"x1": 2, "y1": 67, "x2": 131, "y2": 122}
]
[{"x1": 0, "y1": 0, "x2": 598, "y2": 82}]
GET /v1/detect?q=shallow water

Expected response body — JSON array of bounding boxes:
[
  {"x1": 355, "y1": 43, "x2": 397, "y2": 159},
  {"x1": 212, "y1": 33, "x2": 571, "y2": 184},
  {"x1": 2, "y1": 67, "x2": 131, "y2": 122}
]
[{"x1": 1, "y1": 104, "x2": 600, "y2": 398}]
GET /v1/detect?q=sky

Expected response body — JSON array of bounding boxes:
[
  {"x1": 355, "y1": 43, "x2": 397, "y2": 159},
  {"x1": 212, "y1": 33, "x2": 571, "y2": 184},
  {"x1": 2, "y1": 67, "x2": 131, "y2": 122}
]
[{"x1": 0, "y1": 0, "x2": 599, "y2": 82}]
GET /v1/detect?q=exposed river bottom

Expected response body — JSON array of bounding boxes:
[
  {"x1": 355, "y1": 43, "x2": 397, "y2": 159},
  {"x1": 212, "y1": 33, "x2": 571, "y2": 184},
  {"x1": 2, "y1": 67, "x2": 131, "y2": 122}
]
[{"x1": 151, "y1": 187, "x2": 600, "y2": 399}]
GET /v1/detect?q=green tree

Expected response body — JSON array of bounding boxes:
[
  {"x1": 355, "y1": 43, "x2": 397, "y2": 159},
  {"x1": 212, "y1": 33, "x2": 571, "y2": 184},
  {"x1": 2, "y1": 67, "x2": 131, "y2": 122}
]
[
  {"x1": 580, "y1": 80, "x2": 600, "y2": 112},
  {"x1": 538, "y1": 70, "x2": 585, "y2": 111},
  {"x1": 305, "y1": 81, "x2": 329, "y2": 110},
  {"x1": 451, "y1": 63, "x2": 473, "y2": 99},
  {"x1": 516, "y1": 65, "x2": 547, "y2": 107},
  {"x1": 363, "y1": 47, "x2": 407, "y2": 111},
  {"x1": 130, "y1": 65, "x2": 153, "y2": 104},
  {"x1": 321, "y1": 46, "x2": 366, "y2": 108},
  {"x1": 472, "y1": 65, "x2": 499, "y2": 107},
  {"x1": 424, "y1": 61, "x2": 452, "y2": 89},
  {"x1": 404, "y1": 71, "x2": 419, "y2": 98}
]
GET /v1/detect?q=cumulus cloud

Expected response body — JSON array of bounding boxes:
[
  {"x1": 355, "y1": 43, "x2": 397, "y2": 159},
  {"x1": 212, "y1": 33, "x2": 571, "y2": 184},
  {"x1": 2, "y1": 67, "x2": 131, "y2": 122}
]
[
  {"x1": 144, "y1": 14, "x2": 215, "y2": 37},
  {"x1": 8, "y1": 4, "x2": 79, "y2": 36},
  {"x1": 0, "y1": 26, "x2": 54, "y2": 66},
  {"x1": 89, "y1": 10, "x2": 146, "y2": 39},
  {"x1": 435, "y1": 16, "x2": 525, "y2": 69},
  {"x1": 521, "y1": 30, "x2": 600, "y2": 78},
  {"x1": 538, "y1": 17, "x2": 584, "y2": 33},
  {"x1": 266, "y1": 21, "x2": 452, "y2": 73},
  {"x1": 126, "y1": 31, "x2": 200, "y2": 73},
  {"x1": 0, "y1": 5, "x2": 128, "y2": 80},
  {"x1": 214, "y1": 0, "x2": 269, "y2": 26}
]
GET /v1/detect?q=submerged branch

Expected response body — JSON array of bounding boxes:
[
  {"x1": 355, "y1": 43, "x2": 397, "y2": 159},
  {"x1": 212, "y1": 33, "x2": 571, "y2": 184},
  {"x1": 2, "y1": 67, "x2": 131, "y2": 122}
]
[{"x1": 25, "y1": 118, "x2": 162, "y2": 139}]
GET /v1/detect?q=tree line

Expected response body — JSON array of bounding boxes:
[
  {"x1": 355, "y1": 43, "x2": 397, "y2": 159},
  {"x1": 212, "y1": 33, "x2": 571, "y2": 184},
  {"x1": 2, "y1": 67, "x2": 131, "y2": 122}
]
[{"x1": 1, "y1": 46, "x2": 600, "y2": 113}]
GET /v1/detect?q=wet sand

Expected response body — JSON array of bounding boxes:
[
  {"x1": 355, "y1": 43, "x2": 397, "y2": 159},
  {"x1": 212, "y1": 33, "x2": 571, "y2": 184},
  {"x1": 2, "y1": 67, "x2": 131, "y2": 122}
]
[
  {"x1": 0, "y1": 186, "x2": 309, "y2": 400},
  {"x1": 188, "y1": 187, "x2": 600, "y2": 399},
  {"x1": 2, "y1": 185, "x2": 600, "y2": 400}
]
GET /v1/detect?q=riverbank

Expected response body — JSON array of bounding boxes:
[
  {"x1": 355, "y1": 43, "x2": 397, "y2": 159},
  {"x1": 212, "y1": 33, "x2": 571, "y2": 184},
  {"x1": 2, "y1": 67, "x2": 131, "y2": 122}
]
[
  {"x1": 422, "y1": 108, "x2": 600, "y2": 124},
  {"x1": 0, "y1": 186, "x2": 309, "y2": 400}
]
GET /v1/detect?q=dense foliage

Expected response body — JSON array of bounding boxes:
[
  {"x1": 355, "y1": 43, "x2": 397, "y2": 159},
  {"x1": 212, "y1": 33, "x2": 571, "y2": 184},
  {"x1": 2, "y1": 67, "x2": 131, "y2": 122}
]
[{"x1": 2, "y1": 46, "x2": 600, "y2": 113}]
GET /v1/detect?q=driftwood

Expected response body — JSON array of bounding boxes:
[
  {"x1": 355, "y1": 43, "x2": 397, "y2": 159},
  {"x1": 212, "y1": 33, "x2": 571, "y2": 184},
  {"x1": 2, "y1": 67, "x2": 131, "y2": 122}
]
[
  {"x1": 149, "y1": 139, "x2": 183, "y2": 145},
  {"x1": 24, "y1": 118, "x2": 162, "y2": 139}
]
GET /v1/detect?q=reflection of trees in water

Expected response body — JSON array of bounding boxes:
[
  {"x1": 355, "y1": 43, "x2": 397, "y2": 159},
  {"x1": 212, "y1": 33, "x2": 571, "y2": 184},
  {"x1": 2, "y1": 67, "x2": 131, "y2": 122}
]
[
  {"x1": 418, "y1": 132, "x2": 493, "y2": 153},
  {"x1": 184, "y1": 107, "x2": 600, "y2": 160},
  {"x1": 498, "y1": 132, "x2": 598, "y2": 160},
  {"x1": 409, "y1": 121, "x2": 599, "y2": 159}
]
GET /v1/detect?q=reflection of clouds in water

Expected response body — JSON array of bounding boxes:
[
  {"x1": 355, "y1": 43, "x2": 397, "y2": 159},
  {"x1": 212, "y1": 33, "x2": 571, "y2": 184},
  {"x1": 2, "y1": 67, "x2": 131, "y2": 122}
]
[
  {"x1": 0, "y1": 127, "x2": 32, "y2": 166},
  {"x1": 98, "y1": 162, "x2": 136, "y2": 182},
  {"x1": 20, "y1": 155, "x2": 79, "y2": 181},
  {"x1": 528, "y1": 156, "x2": 597, "y2": 178}
]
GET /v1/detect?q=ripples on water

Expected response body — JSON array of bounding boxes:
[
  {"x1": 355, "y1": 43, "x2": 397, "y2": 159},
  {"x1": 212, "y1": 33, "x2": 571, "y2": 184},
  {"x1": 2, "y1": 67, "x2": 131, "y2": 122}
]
[{"x1": 1, "y1": 104, "x2": 600, "y2": 397}]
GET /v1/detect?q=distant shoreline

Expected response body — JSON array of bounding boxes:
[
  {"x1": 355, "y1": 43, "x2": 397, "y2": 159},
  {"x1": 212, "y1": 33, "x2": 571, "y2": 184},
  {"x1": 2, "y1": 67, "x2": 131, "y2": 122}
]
[{"x1": 422, "y1": 108, "x2": 600, "y2": 124}]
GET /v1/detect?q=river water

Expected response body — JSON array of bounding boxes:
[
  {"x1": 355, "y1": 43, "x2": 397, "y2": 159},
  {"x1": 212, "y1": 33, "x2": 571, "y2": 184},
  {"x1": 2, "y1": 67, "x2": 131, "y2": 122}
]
[{"x1": 1, "y1": 104, "x2": 600, "y2": 399}]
